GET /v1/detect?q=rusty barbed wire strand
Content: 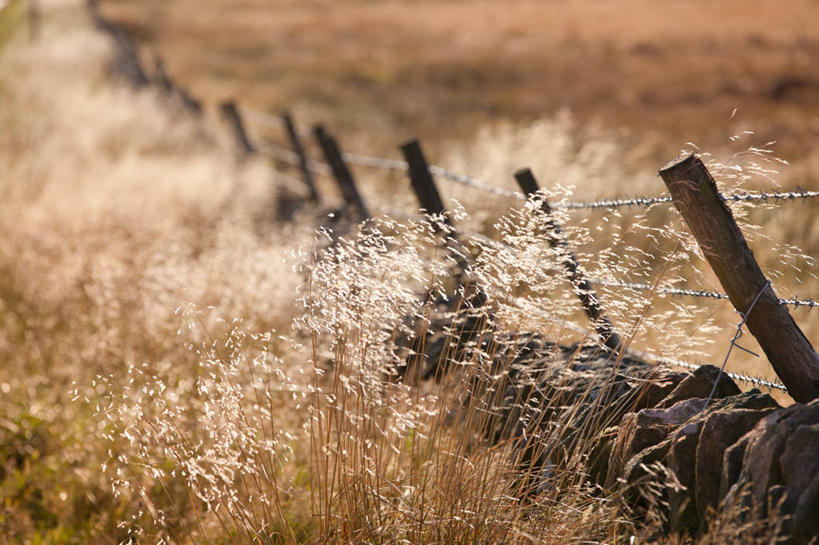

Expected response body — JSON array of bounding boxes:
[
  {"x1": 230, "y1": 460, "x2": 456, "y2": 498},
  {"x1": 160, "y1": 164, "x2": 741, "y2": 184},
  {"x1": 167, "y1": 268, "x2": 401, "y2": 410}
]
[
  {"x1": 242, "y1": 107, "x2": 284, "y2": 129},
  {"x1": 255, "y1": 140, "x2": 300, "y2": 165},
  {"x1": 590, "y1": 279, "x2": 816, "y2": 309},
  {"x1": 545, "y1": 322, "x2": 791, "y2": 393},
  {"x1": 272, "y1": 171, "x2": 312, "y2": 198},
  {"x1": 255, "y1": 141, "x2": 333, "y2": 177},
  {"x1": 428, "y1": 165, "x2": 524, "y2": 199},
  {"x1": 626, "y1": 348, "x2": 788, "y2": 392},
  {"x1": 342, "y1": 152, "x2": 409, "y2": 172}
]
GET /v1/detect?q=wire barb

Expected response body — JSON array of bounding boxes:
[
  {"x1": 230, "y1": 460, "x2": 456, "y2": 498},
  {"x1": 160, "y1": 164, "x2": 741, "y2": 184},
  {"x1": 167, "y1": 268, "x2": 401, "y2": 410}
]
[{"x1": 705, "y1": 280, "x2": 772, "y2": 408}]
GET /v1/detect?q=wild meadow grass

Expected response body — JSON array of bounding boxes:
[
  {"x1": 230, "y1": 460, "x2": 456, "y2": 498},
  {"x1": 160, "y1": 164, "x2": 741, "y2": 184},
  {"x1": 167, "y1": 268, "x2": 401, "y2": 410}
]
[{"x1": 0, "y1": 3, "x2": 815, "y2": 543}]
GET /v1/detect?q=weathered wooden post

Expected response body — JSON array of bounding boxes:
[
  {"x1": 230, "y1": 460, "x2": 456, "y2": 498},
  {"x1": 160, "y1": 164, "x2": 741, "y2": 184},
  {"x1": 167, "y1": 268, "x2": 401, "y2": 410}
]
[
  {"x1": 282, "y1": 112, "x2": 320, "y2": 203},
  {"x1": 515, "y1": 168, "x2": 622, "y2": 352},
  {"x1": 399, "y1": 140, "x2": 448, "y2": 220},
  {"x1": 220, "y1": 101, "x2": 255, "y2": 156},
  {"x1": 659, "y1": 154, "x2": 819, "y2": 402},
  {"x1": 313, "y1": 125, "x2": 369, "y2": 221},
  {"x1": 399, "y1": 139, "x2": 472, "y2": 280}
]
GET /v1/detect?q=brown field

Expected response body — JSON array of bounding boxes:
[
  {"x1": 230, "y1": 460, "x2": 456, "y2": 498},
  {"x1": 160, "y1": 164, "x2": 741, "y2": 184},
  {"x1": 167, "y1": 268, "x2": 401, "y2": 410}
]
[{"x1": 101, "y1": 0, "x2": 819, "y2": 159}]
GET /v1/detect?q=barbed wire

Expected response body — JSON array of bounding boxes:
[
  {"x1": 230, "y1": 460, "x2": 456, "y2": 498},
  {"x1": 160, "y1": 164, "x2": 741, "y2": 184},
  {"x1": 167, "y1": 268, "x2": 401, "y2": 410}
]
[
  {"x1": 272, "y1": 171, "x2": 312, "y2": 198},
  {"x1": 255, "y1": 140, "x2": 333, "y2": 176},
  {"x1": 255, "y1": 140, "x2": 300, "y2": 166},
  {"x1": 427, "y1": 165, "x2": 524, "y2": 199},
  {"x1": 554, "y1": 195, "x2": 673, "y2": 209},
  {"x1": 590, "y1": 279, "x2": 817, "y2": 309},
  {"x1": 626, "y1": 348, "x2": 788, "y2": 392},
  {"x1": 242, "y1": 107, "x2": 284, "y2": 129},
  {"x1": 342, "y1": 152, "x2": 409, "y2": 172},
  {"x1": 722, "y1": 189, "x2": 819, "y2": 203},
  {"x1": 537, "y1": 317, "x2": 790, "y2": 393},
  {"x1": 320, "y1": 147, "x2": 819, "y2": 211}
]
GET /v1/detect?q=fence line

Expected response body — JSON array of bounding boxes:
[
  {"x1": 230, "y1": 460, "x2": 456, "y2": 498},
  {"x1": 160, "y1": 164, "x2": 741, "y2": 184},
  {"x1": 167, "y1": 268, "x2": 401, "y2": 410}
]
[
  {"x1": 242, "y1": 112, "x2": 818, "y2": 317},
  {"x1": 89, "y1": 4, "x2": 813, "y2": 400}
]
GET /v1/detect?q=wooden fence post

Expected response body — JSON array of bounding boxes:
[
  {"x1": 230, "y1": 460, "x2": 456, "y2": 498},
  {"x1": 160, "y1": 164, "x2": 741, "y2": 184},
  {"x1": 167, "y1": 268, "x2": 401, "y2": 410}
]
[
  {"x1": 282, "y1": 112, "x2": 320, "y2": 203},
  {"x1": 515, "y1": 168, "x2": 623, "y2": 352},
  {"x1": 220, "y1": 101, "x2": 255, "y2": 156},
  {"x1": 313, "y1": 125, "x2": 369, "y2": 221},
  {"x1": 659, "y1": 154, "x2": 819, "y2": 402},
  {"x1": 400, "y1": 138, "x2": 473, "y2": 285},
  {"x1": 399, "y1": 140, "x2": 449, "y2": 218}
]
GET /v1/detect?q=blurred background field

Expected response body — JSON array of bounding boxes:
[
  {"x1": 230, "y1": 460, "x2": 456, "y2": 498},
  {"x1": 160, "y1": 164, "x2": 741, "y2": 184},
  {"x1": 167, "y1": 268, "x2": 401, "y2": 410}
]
[
  {"x1": 1, "y1": 1, "x2": 818, "y2": 543},
  {"x1": 98, "y1": 0, "x2": 819, "y2": 159}
]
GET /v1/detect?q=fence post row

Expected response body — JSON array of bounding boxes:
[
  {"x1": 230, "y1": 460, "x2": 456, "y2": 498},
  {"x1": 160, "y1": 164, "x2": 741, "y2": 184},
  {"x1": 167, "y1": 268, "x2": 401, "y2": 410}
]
[
  {"x1": 220, "y1": 101, "x2": 255, "y2": 156},
  {"x1": 515, "y1": 168, "x2": 623, "y2": 352},
  {"x1": 659, "y1": 154, "x2": 819, "y2": 402},
  {"x1": 282, "y1": 112, "x2": 320, "y2": 203},
  {"x1": 313, "y1": 125, "x2": 370, "y2": 221}
]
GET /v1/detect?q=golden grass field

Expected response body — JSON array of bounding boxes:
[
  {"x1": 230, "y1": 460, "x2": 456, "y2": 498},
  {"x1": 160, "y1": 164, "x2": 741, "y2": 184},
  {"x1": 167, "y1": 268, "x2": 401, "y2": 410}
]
[{"x1": 1, "y1": 0, "x2": 818, "y2": 543}]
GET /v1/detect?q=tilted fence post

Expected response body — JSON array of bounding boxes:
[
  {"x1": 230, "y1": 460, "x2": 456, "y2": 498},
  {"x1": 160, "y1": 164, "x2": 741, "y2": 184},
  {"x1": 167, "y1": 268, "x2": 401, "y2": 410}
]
[
  {"x1": 282, "y1": 112, "x2": 320, "y2": 203},
  {"x1": 220, "y1": 101, "x2": 255, "y2": 156},
  {"x1": 313, "y1": 125, "x2": 369, "y2": 221},
  {"x1": 659, "y1": 154, "x2": 819, "y2": 402},
  {"x1": 515, "y1": 168, "x2": 622, "y2": 352},
  {"x1": 400, "y1": 139, "x2": 471, "y2": 283}
]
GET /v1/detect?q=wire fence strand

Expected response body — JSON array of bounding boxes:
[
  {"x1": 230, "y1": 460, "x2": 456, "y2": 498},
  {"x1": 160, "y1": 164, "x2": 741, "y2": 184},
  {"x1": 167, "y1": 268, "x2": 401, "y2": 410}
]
[
  {"x1": 625, "y1": 348, "x2": 788, "y2": 392},
  {"x1": 342, "y1": 152, "x2": 409, "y2": 172},
  {"x1": 428, "y1": 165, "x2": 524, "y2": 199},
  {"x1": 590, "y1": 279, "x2": 817, "y2": 309},
  {"x1": 255, "y1": 140, "x2": 301, "y2": 166},
  {"x1": 242, "y1": 107, "x2": 284, "y2": 129}
]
